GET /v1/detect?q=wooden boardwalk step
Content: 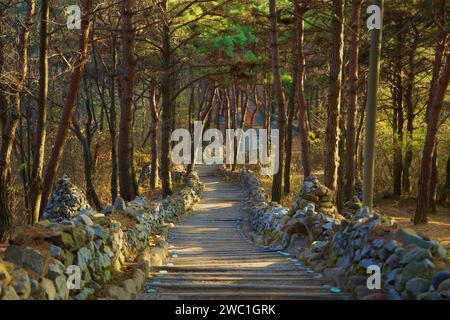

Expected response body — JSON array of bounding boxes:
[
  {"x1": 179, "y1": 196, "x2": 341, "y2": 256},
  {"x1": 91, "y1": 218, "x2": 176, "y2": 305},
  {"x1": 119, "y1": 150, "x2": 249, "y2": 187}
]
[{"x1": 137, "y1": 176, "x2": 347, "y2": 301}]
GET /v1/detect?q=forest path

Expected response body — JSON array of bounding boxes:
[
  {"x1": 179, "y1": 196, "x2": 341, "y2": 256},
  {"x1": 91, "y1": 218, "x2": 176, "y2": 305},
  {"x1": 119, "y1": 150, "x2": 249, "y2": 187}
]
[{"x1": 137, "y1": 165, "x2": 345, "y2": 300}]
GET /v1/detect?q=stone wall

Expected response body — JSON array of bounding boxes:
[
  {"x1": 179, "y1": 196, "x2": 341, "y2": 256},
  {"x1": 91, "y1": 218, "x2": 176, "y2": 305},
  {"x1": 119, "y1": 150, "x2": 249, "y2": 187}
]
[
  {"x1": 218, "y1": 166, "x2": 450, "y2": 300},
  {"x1": 0, "y1": 172, "x2": 203, "y2": 300}
]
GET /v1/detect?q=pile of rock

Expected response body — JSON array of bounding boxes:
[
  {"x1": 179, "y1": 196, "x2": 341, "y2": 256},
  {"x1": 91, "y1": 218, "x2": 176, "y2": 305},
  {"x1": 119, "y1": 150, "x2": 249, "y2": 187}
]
[
  {"x1": 343, "y1": 195, "x2": 363, "y2": 218},
  {"x1": 281, "y1": 203, "x2": 342, "y2": 250},
  {"x1": 0, "y1": 171, "x2": 203, "y2": 300},
  {"x1": 289, "y1": 176, "x2": 337, "y2": 217},
  {"x1": 218, "y1": 166, "x2": 450, "y2": 300},
  {"x1": 43, "y1": 175, "x2": 92, "y2": 221},
  {"x1": 327, "y1": 208, "x2": 449, "y2": 300}
]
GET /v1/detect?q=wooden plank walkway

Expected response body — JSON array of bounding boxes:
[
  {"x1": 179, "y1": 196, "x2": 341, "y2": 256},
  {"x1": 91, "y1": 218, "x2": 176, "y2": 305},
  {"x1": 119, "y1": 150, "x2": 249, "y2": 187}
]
[{"x1": 137, "y1": 165, "x2": 346, "y2": 300}]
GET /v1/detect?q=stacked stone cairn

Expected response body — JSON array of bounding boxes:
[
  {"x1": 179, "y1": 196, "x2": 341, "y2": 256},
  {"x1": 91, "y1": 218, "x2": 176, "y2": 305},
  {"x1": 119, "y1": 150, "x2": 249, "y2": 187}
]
[
  {"x1": 0, "y1": 172, "x2": 203, "y2": 300},
  {"x1": 43, "y1": 175, "x2": 93, "y2": 221},
  {"x1": 218, "y1": 166, "x2": 450, "y2": 300},
  {"x1": 289, "y1": 176, "x2": 338, "y2": 217},
  {"x1": 343, "y1": 179, "x2": 363, "y2": 218}
]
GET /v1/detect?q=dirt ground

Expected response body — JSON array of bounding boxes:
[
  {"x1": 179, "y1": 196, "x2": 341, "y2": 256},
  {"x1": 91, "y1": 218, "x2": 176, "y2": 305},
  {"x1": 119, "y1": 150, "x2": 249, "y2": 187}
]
[{"x1": 376, "y1": 198, "x2": 450, "y2": 250}]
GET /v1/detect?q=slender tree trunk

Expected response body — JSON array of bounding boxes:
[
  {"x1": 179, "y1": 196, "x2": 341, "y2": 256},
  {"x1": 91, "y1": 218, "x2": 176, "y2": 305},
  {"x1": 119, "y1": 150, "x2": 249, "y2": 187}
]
[
  {"x1": 40, "y1": 0, "x2": 93, "y2": 212},
  {"x1": 31, "y1": 0, "x2": 49, "y2": 223},
  {"x1": 402, "y1": 44, "x2": 415, "y2": 193},
  {"x1": 440, "y1": 154, "x2": 450, "y2": 202},
  {"x1": 284, "y1": 48, "x2": 298, "y2": 194},
  {"x1": 429, "y1": 144, "x2": 438, "y2": 214},
  {"x1": 0, "y1": 0, "x2": 35, "y2": 239},
  {"x1": 393, "y1": 29, "x2": 404, "y2": 196},
  {"x1": 269, "y1": 0, "x2": 286, "y2": 202},
  {"x1": 415, "y1": 51, "x2": 450, "y2": 224},
  {"x1": 149, "y1": 80, "x2": 159, "y2": 190},
  {"x1": 324, "y1": 0, "x2": 345, "y2": 191},
  {"x1": 250, "y1": 83, "x2": 260, "y2": 127},
  {"x1": 160, "y1": 0, "x2": 173, "y2": 197},
  {"x1": 344, "y1": 0, "x2": 361, "y2": 199},
  {"x1": 118, "y1": 0, "x2": 137, "y2": 201},
  {"x1": 294, "y1": 1, "x2": 311, "y2": 178},
  {"x1": 109, "y1": 34, "x2": 119, "y2": 203}
]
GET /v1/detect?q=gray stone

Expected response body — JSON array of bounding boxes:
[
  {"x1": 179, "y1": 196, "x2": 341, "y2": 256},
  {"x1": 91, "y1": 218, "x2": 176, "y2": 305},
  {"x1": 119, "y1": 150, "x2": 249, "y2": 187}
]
[
  {"x1": 431, "y1": 271, "x2": 450, "y2": 289},
  {"x1": 121, "y1": 279, "x2": 137, "y2": 296},
  {"x1": 11, "y1": 269, "x2": 31, "y2": 299},
  {"x1": 1, "y1": 286, "x2": 20, "y2": 300},
  {"x1": 386, "y1": 268, "x2": 400, "y2": 285},
  {"x1": 93, "y1": 225, "x2": 106, "y2": 239},
  {"x1": 79, "y1": 214, "x2": 94, "y2": 226},
  {"x1": 401, "y1": 260, "x2": 433, "y2": 286},
  {"x1": 39, "y1": 278, "x2": 56, "y2": 300},
  {"x1": 359, "y1": 258, "x2": 378, "y2": 269},
  {"x1": 384, "y1": 240, "x2": 398, "y2": 252},
  {"x1": 75, "y1": 287, "x2": 95, "y2": 300},
  {"x1": 405, "y1": 278, "x2": 431, "y2": 299},
  {"x1": 401, "y1": 247, "x2": 432, "y2": 265},
  {"x1": 76, "y1": 247, "x2": 92, "y2": 270},
  {"x1": 395, "y1": 228, "x2": 433, "y2": 249},
  {"x1": 430, "y1": 241, "x2": 448, "y2": 260},
  {"x1": 387, "y1": 288, "x2": 402, "y2": 300},
  {"x1": 114, "y1": 197, "x2": 126, "y2": 211},
  {"x1": 49, "y1": 245, "x2": 63, "y2": 258},
  {"x1": 311, "y1": 240, "x2": 328, "y2": 252},
  {"x1": 54, "y1": 275, "x2": 68, "y2": 300},
  {"x1": 48, "y1": 260, "x2": 65, "y2": 281},
  {"x1": 437, "y1": 278, "x2": 450, "y2": 292},
  {"x1": 106, "y1": 285, "x2": 130, "y2": 300},
  {"x1": 354, "y1": 285, "x2": 371, "y2": 300},
  {"x1": 4, "y1": 245, "x2": 48, "y2": 276},
  {"x1": 372, "y1": 239, "x2": 384, "y2": 248}
]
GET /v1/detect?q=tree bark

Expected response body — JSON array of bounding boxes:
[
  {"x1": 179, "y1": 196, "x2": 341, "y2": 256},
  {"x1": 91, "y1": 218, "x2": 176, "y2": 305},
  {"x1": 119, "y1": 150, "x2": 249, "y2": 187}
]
[
  {"x1": 149, "y1": 80, "x2": 159, "y2": 190},
  {"x1": 118, "y1": 0, "x2": 137, "y2": 201},
  {"x1": 344, "y1": 0, "x2": 361, "y2": 199},
  {"x1": 393, "y1": 28, "x2": 404, "y2": 196},
  {"x1": 269, "y1": 0, "x2": 286, "y2": 203},
  {"x1": 109, "y1": 34, "x2": 119, "y2": 203},
  {"x1": 40, "y1": 0, "x2": 93, "y2": 212},
  {"x1": 324, "y1": 0, "x2": 344, "y2": 191},
  {"x1": 402, "y1": 40, "x2": 416, "y2": 193},
  {"x1": 0, "y1": 0, "x2": 35, "y2": 239},
  {"x1": 160, "y1": 0, "x2": 173, "y2": 197},
  {"x1": 31, "y1": 0, "x2": 48, "y2": 224},
  {"x1": 414, "y1": 51, "x2": 450, "y2": 224},
  {"x1": 294, "y1": 1, "x2": 311, "y2": 179}
]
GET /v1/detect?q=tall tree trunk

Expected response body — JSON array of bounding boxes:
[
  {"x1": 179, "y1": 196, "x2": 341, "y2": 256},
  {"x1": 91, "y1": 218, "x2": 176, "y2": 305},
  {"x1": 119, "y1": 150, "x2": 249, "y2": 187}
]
[
  {"x1": 0, "y1": 0, "x2": 35, "y2": 239},
  {"x1": 440, "y1": 154, "x2": 450, "y2": 202},
  {"x1": 295, "y1": 1, "x2": 311, "y2": 179},
  {"x1": 40, "y1": 0, "x2": 93, "y2": 212},
  {"x1": 415, "y1": 51, "x2": 450, "y2": 224},
  {"x1": 284, "y1": 67, "x2": 298, "y2": 194},
  {"x1": 344, "y1": 0, "x2": 361, "y2": 199},
  {"x1": 118, "y1": 0, "x2": 137, "y2": 201},
  {"x1": 160, "y1": 0, "x2": 173, "y2": 197},
  {"x1": 109, "y1": 34, "x2": 119, "y2": 203},
  {"x1": 31, "y1": 0, "x2": 48, "y2": 223},
  {"x1": 269, "y1": 0, "x2": 286, "y2": 203},
  {"x1": 402, "y1": 43, "x2": 415, "y2": 193},
  {"x1": 429, "y1": 144, "x2": 438, "y2": 214},
  {"x1": 324, "y1": 0, "x2": 344, "y2": 191},
  {"x1": 250, "y1": 83, "x2": 260, "y2": 127},
  {"x1": 149, "y1": 80, "x2": 159, "y2": 190},
  {"x1": 393, "y1": 29, "x2": 404, "y2": 196}
]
